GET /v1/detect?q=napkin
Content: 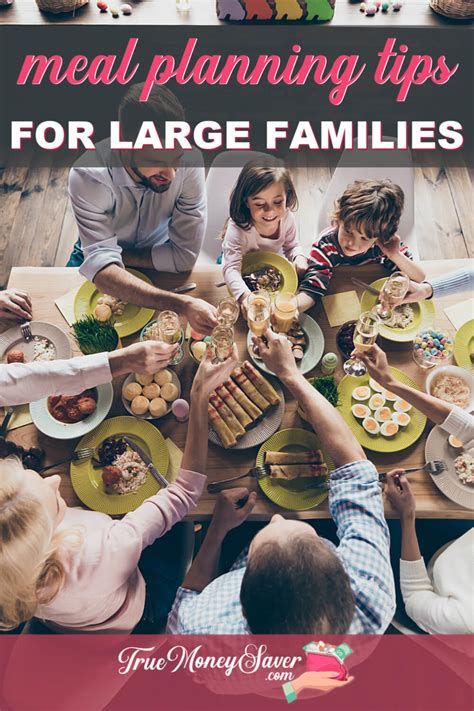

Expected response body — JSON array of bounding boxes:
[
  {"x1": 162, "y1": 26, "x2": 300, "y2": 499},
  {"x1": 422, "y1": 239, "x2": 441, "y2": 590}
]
[
  {"x1": 0, "y1": 405, "x2": 32, "y2": 431},
  {"x1": 165, "y1": 438, "x2": 183, "y2": 483},
  {"x1": 444, "y1": 299, "x2": 474, "y2": 331},
  {"x1": 55, "y1": 287, "x2": 79, "y2": 326},
  {"x1": 322, "y1": 291, "x2": 361, "y2": 328}
]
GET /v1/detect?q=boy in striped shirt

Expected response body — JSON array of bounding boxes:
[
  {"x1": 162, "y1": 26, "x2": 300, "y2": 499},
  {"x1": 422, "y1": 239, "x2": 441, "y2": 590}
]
[{"x1": 297, "y1": 179, "x2": 425, "y2": 312}]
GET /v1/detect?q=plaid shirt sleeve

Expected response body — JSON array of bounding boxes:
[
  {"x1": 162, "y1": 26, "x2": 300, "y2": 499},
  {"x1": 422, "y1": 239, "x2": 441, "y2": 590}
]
[{"x1": 330, "y1": 460, "x2": 396, "y2": 634}]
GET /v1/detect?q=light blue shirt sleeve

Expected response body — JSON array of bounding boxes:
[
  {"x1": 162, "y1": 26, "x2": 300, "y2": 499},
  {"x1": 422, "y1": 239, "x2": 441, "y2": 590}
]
[
  {"x1": 330, "y1": 460, "x2": 396, "y2": 634},
  {"x1": 430, "y1": 268, "x2": 474, "y2": 300},
  {"x1": 151, "y1": 165, "x2": 206, "y2": 273},
  {"x1": 69, "y1": 168, "x2": 124, "y2": 282}
]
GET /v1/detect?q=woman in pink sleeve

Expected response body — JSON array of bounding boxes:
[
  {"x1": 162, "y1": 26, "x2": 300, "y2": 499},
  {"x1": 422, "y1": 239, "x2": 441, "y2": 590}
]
[
  {"x1": 0, "y1": 347, "x2": 238, "y2": 634},
  {"x1": 222, "y1": 163, "x2": 308, "y2": 317}
]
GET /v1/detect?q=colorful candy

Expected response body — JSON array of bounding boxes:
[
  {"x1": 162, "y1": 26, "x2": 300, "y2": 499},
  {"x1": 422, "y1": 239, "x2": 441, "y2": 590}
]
[{"x1": 414, "y1": 329, "x2": 453, "y2": 368}]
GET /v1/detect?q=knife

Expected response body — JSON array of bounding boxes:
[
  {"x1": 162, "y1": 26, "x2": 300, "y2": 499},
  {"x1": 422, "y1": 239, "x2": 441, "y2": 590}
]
[
  {"x1": 351, "y1": 278, "x2": 381, "y2": 296},
  {"x1": 123, "y1": 436, "x2": 169, "y2": 489},
  {"x1": 172, "y1": 282, "x2": 197, "y2": 294},
  {"x1": 0, "y1": 407, "x2": 14, "y2": 437}
]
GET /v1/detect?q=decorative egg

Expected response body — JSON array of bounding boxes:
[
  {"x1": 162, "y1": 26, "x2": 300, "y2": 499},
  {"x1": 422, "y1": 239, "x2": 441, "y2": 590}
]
[
  {"x1": 360, "y1": 1, "x2": 367, "y2": 9},
  {"x1": 392, "y1": 412, "x2": 411, "y2": 428},
  {"x1": 352, "y1": 386, "x2": 371, "y2": 401},
  {"x1": 381, "y1": 0, "x2": 389, "y2": 9},
  {"x1": 374, "y1": 406, "x2": 392, "y2": 423},
  {"x1": 394, "y1": 398, "x2": 412, "y2": 413},
  {"x1": 392, "y1": 0, "x2": 403, "y2": 9},
  {"x1": 120, "y1": 2, "x2": 132, "y2": 13},
  {"x1": 191, "y1": 340, "x2": 207, "y2": 362},
  {"x1": 362, "y1": 417, "x2": 380, "y2": 435},
  {"x1": 369, "y1": 393, "x2": 386, "y2": 410},
  {"x1": 381, "y1": 421, "x2": 399, "y2": 437},
  {"x1": 352, "y1": 404, "x2": 371, "y2": 419},
  {"x1": 365, "y1": 3, "x2": 377, "y2": 14},
  {"x1": 97, "y1": 1, "x2": 108, "y2": 10}
]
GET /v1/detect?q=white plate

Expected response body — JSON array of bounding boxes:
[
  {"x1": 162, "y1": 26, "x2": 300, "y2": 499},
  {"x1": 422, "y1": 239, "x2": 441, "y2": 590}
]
[
  {"x1": 425, "y1": 426, "x2": 474, "y2": 510},
  {"x1": 121, "y1": 371, "x2": 181, "y2": 420},
  {"x1": 425, "y1": 365, "x2": 474, "y2": 412},
  {"x1": 0, "y1": 321, "x2": 72, "y2": 363},
  {"x1": 30, "y1": 383, "x2": 114, "y2": 440},
  {"x1": 208, "y1": 379, "x2": 285, "y2": 450},
  {"x1": 246, "y1": 313, "x2": 325, "y2": 377}
]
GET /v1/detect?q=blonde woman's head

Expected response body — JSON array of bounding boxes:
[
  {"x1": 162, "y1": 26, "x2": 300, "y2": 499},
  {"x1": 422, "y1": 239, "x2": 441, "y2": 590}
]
[{"x1": 0, "y1": 457, "x2": 68, "y2": 630}]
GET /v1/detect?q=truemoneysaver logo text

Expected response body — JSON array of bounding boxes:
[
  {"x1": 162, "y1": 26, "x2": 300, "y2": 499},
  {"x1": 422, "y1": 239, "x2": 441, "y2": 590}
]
[{"x1": 118, "y1": 644, "x2": 302, "y2": 680}]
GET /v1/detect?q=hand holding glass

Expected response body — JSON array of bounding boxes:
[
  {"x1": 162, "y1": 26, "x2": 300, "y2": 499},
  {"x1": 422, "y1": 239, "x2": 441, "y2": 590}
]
[
  {"x1": 343, "y1": 311, "x2": 380, "y2": 376},
  {"x1": 375, "y1": 272, "x2": 410, "y2": 321},
  {"x1": 157, "y1": 310, "x2": 183, "y2": 365},
  {"x1": 211, "y1": 326, "x2": 234, "y2": 362}
]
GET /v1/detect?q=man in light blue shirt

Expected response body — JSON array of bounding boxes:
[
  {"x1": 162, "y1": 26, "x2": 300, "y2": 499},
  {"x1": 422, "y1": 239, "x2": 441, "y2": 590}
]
[
  {"x1": 167, "y1": 329, "x2": 396, "y2": 635},
  {"x1": 67, "y1": 84, "x2": 217, "y2": 335}
]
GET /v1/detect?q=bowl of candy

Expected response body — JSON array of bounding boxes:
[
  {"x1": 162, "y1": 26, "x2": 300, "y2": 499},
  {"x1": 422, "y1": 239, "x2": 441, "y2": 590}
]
[{"x1": 413, "y1": 328, "x2": 454, "y2": 369}]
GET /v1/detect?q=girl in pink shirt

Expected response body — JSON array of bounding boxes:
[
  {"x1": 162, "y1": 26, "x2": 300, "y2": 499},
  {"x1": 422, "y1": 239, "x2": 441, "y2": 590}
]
[
  {"x1": 0, "y1": 347, "x2": 238, "y2": 634},
  {"x1": 222, "y1": 163, "x2": 308, "y2": 317}
]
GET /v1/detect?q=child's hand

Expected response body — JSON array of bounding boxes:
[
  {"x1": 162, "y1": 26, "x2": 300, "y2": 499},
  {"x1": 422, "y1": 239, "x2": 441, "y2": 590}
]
[
  {"x1": 239, "y1": 293, "x2": 250, "y2": 320},
  {"x1": 376, "y1": 233, "x2": 401, "y2": 259},
  {"x1": 293, "y1": 255, "x2": 309, "y2": 275}
]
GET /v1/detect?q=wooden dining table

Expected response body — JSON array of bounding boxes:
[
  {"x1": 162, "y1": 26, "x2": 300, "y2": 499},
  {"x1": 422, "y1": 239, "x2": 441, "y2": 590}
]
[{"x1": 5, "y1": 258, "x2": 473, "y2": 520}]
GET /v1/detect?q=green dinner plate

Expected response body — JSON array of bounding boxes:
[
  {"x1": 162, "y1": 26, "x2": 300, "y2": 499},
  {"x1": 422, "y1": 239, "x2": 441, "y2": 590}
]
[
  {"x1": 338, "y1": 367, "x2": 427, "y2": 453},
  {"x1": 241, "y1": 251, "x2": 298, "y2": 294},
  {"x1": 454, "y1": 319, "x2": 474, "y2": 373},
  {"x1": 70, "y1": 416, "x2": 169, "y2": 516},
  {"x1": 360, "y1": 278, "x2": 435, "y2": 342},
  {"x1": 74, "y1": 269, "x2": 156, "y2": 338},
  {"x1": 256, "y1": 428, "x2": 332, "y2": 511}
]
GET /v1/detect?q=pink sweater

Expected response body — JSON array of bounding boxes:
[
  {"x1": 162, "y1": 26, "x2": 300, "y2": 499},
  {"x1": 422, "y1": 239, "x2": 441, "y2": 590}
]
[
  {"x1": 37, "y1": 468, "x2": 205, "y2": 633},
  {"x1": 222, "y1": 212, "x2": 303, "y2": 300}
]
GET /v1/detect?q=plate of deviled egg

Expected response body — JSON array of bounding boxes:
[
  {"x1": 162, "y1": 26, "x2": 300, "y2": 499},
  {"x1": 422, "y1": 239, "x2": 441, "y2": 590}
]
[{"x1": 338, "y1": 367, "x2": 427, "y2": 452}]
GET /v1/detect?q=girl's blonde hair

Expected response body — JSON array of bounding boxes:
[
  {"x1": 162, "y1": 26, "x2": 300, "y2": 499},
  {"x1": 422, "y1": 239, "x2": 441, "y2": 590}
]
[
  {"x1": 0, "y1": 457, "x2": 80, "y2": 630},
  {"x1": 228, "y1": 162, "x2": 298, "y2": 231}
]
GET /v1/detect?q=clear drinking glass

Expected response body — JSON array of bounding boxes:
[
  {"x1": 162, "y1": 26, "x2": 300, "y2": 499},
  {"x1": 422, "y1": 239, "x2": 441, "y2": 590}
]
[
  {"x1": 157, "y1": 310, "x2": 183, "y2": 365},
  {"x1": 343, "y1": 311, "x2": 380, "y2": 377},
  {"x1": 247, "y1": 290, "x2": 271, "y2": 338},
  {"x1": 375, "y1": 271, "x2": 410, "y2": 322},
  {"x1": 211, "y1": 326, "x2": 234, "y2": 362},
  {"x1": 272, "y1": 292, "x2": 297, "y2": 334},
  {"x1": 216, "y1": 297, "x2": 240, "y2": 327}
]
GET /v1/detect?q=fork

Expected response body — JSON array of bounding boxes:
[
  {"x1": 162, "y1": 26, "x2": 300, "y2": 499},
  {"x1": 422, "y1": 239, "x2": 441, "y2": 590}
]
[
  {"x1": 379, "y1": 460, "x2": 447, "y2": 482},
  {"x1": 207, "y1": 466, "x2": 329, "y2": 493},
  {"x1": 20, "y1": 322, "x2": 33, "y2": 342},
  {"x1": 39, "y1": 447, "x2": 98, "y2": 474}
]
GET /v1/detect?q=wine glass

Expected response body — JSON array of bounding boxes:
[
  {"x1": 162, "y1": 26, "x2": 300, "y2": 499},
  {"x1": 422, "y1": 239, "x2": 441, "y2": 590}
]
[
  {"x1": 343, "y1": 311, "x2": 380, "y2": 377},
  {"x1": 272, "y1": 292, "x2": 297, "y2": 334},
  {"x1": 375, "y1": 271, "x2": 410, "y2": 322},
  {"x1": 216, "y1": 297, "x2": 240, "y2": 327},
  {"x1": 157, "y1": 310, "x2": 183, "y2": 365},
  {"x1": 211, "y1": 326, "x2": 234, "y2": 362}
]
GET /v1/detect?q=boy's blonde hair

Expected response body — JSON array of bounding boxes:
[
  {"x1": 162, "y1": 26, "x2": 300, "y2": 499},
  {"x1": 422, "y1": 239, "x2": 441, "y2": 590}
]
[
  {"x1": 0, "y1": 457, "x2": 80, "y2": 630},
  {"x1": 332, "y1": 179, "x2": 404, "y2": 243}
]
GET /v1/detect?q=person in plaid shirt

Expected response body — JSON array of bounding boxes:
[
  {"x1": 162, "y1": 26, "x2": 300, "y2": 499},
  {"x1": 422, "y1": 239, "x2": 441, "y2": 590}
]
[
  {"x1": 167, "y1": 329, "x2": 396, "y2": 635},
  {"x1": 297, "y1": 179, "x2": 425, "y2": 312}
]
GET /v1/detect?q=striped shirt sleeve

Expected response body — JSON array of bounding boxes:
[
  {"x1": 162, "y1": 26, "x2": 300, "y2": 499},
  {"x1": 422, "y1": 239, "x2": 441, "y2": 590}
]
[
  {"x1": 378, "y1": 241, "x2": 413, "y2": 272},
  {"x1": 298, "y1": 230, "x2": 341, "y2": 298}
]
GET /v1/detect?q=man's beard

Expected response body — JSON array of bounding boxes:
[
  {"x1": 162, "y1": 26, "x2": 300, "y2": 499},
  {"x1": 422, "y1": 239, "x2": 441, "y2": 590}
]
[{"x1": 131, "y1": 162, "x2": 172, "y2": 193}]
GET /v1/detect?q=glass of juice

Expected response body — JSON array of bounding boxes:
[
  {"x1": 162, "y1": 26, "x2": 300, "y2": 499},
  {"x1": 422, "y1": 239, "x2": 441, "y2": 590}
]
[
  {"x1": 157, "y1": 310, "x2": 183, "y2": 365},
  {"x1": 273, "y1": 292, "x2": 297, "y2": 333},
  {"x1": 217, "y1": 297, "x2": 240, "y2": 327},
  {"x1": 211, "y1": 326, "x2": 234, "y2": 362},
  {"x1": 343, "y1": 311, "x2": 380, "y2": 376},
  {"x1": 247, "y1": 291, "x2": 271, "y2": 337}
]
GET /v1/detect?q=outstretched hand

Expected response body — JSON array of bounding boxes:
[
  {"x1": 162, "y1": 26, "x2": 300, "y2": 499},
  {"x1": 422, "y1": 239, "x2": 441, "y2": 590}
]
[
  {"x1": 191, "y1": 343, "x2": 239, "y2": 400},
  {"x1": 0, "y1": 288, "x2": 32, "y2": 323},
  {"x1": 253, "y1": 328, "x2": 298, "y2": 382},
  {"x1": 355, "y1": 344, "x2": 394, "y2": 388}
]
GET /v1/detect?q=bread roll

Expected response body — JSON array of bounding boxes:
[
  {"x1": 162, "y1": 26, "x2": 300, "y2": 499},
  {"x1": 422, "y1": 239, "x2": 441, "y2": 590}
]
[
  {"x1": 154, "y1": 369, "x2": 173, "y2": 386},
  {"x1": 161, "y1": 382, "x2": 179, "y2": 402},
  {"x1": 122, "y1": 382, "x2": 142, "y2": 401},
  {"x1": 131, "y1": 395, "x2": 150, "y2": 415},
  {"x1": 149, "y1": 397, "x2": 168, "y2": 417},
  {"x1": 143, "y1": 383, "x2": 161, "y2": 400},
  {"x1": 135, "y1": 372, "x2": 154, "y2": 386}
]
